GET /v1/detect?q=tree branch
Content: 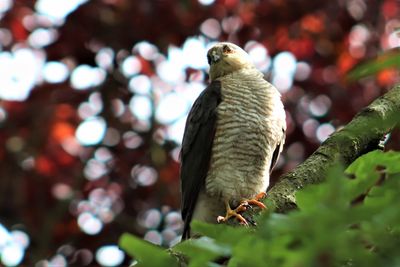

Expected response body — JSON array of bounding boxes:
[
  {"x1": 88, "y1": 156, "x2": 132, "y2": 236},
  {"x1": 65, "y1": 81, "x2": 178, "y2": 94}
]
[{"x1": 266, "y1": 84, "x2": 400, "y2": 213}]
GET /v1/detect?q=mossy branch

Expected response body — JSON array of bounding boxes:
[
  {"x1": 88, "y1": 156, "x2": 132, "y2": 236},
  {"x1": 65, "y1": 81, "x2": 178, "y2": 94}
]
[{"x1": 266, "y1": 84, "x2": 400, "y2": 213}]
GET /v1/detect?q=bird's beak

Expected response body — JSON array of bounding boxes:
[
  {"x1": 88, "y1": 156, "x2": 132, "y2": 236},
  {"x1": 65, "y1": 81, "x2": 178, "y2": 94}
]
[{"x1": 208, "y1": 50, "x2": 221, "y2": 65}]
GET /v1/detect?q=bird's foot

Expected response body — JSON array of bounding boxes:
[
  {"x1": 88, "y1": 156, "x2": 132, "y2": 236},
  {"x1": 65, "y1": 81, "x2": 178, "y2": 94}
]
[
  {"x1": 217, "y1": 204, "x2": 249, "y2": 226},
  {"x1": 233, "y1": 192, "x2": 267, "y2": 212},
  {"x1": 245, "y1": 192, "x2": 267, "y2": 209},
  {"x1": 216, "y1": 193, "x2": 267, "y2": 225}
]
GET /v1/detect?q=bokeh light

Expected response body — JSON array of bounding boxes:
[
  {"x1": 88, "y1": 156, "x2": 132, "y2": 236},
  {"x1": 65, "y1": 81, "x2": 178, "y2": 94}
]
[
  {"x1": 28, "y1": 28, "x2": 58, "y2": 48},
  {"x1": 77, "y1": 212, "x2": 103, "y2": 235},
  {"x1": 137, "y1": 206, "x2": 183, "y2": 247},
  {"x1": 129, "y1": 75, "x2": 152, "y2": 95},
  {"x1": 198, "y1": 0, "x2": 215, "y2": 6},
  {"x1": 309, "y1": 95, "x2": 332, "y2": 117},
  {"x1": 0, "y1": 224, "x2": 29, "y2": 267},
  {"x1": 35, "y1": 0, "x2": 89, "y2": 24},
  {"x1": 42, "y1": 61, "x2": 69, "y2": 83},
  {"x1": 200, "y1": 18, "x2": 221, "y2": 39},
  {"x1": 272, "y1": 52, "x2": 297, "y2": 92},
  {"x1": 346, "y1": 0, "x2": 367, "y2": 20},
  {"x1": 0, "y1": 48, "x2": 44, "y2": 101},
  {"x1": 246, "y1": 41, "x2": 271, "y2": 72},
  {"x1": 76, "y1": 116, "x2": 107, "y2": 146},
  {"x1": 96, "y1": 245, "x2": 125, "y2": 267},
  {"x1": 121, "y1": 56, "x2": 142, "y2": 77},
  {"x1": 96, "y1": 47, "x2": 114, "y2": 70},
  {"x1": 0, "y1": 0, "x2": 12, "y2": 14},
  {"x1": 316, "y1": 123, "x2": 335, "y2": 142},
  {"x1": 221, "y1": 16, "x2": 242, "y2": 34},
  {"x1": 134, "y1": 41, "x2": 159, "y2": 61},
  {"x1": 144, "y1": 230, "x2": 163, "y2": 245},
  {"x1": 295, "y1": 62, "x2": 312, "y2": 81},
  {"x1": 182, "y1": 38, "x2": 208, "y2": 69},
  {"x1": 156, "y1": 93, "x2": 188, "y2": 124},
  {"x1": 123, "y1": 131, "x2": 143, "y2": 149},
  {"x1": 129, "y1": 95, "x2": 153, "y2": 121},
  {"x1": 388, "y1": 30, "x2": 400, "y2": 48},
  {"x1": 52, "y1": 183, "x2": 73, "y2": 200},
  {"x1": 0, "y1": 106, "x2": 7, "y2": 123},
  {"x1": 165, "y1": 116, "x2": 186, "y2": 144},
  {"x1": 84, "y1": 159, "x2": 108, "y2": 180},
  {"x1": 131, "y1": 165, "x2": 158, "y2": 187},
  {"x1": 48, "y1": 254, "x2": 67, "y2": 267},
  {"x1": 303, "y1": 119, "x2": 320, "y2": 140},
  {"x1": 139, "y1": 209, "x2": 162, "y2": 229},
  {"x1": 70, "y1": 65, "x2": 106, "y2": 90},
  {"x1": 0, "y1": 28, "x2": 12, "y2": 46},
  {"x1": 2, "y1": 244, "x2": 24, "y2": 267},
  {"x1": 273, "y1": 52, "x2": 297, "y2": 76},
  {"x1": 156, "y1": 57, "x2": 185, "y2": 84},
  {"x1": 0, "y1": 224, "x2": 11, "y2": 246}
]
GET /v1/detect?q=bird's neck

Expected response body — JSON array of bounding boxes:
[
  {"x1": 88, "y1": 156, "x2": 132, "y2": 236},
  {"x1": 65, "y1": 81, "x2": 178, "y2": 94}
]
[{"x1": 210, "y1": 62, "x2": 259, "y2": 81}]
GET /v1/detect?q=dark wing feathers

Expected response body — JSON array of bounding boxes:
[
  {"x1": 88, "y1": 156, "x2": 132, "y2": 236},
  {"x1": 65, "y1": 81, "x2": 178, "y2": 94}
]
[
  {"x1": 180, "y1": 80, "x2": 221, "y2": 239},
  {"x1": 270, "y1": 128, "x2": 286, "y2": 173}
]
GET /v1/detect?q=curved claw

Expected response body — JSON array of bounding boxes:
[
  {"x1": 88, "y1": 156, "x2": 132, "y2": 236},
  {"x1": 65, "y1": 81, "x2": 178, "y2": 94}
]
[
  {"x1": 217, "y1": 201, "x2": 249, "y2": 225},
  {"x1": 246, "y1": 192, "x2": 267, "y2": 209},
  {"x1": 247, "y1": 199, "x2": 266, "y2": 209},
  {"x1": 217, "y1": 193, "x2": 267, "y2": 226}
]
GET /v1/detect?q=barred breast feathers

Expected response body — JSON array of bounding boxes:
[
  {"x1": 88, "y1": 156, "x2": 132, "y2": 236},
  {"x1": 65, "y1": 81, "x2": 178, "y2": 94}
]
[{"x1": 205, "y1": 67, "x2": 285, "y2": 203}]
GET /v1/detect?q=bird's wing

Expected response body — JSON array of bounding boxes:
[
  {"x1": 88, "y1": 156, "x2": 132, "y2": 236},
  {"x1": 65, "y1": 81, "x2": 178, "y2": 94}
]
[
  {"x1": 270, "y1": 127, "x2": 286, "y2": 173},
  {"x1": 180, "y1": 80, "x2": 222, "y2": 239}
]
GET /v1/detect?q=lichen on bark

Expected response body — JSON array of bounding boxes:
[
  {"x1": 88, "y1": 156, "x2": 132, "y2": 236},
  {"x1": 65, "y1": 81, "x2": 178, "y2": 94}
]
[{"x1": 266, "y1": 84, "x2": 400, "y2": 213}]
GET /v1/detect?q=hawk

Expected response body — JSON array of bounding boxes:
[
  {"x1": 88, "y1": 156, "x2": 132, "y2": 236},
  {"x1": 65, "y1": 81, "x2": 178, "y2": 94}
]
[{"x1": 180, "y1": 42, "x2": 286, "y2": 239}]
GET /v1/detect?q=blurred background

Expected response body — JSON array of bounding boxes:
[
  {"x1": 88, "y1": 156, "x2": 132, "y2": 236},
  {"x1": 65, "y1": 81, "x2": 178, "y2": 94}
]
[{"x1": 0, "y1": 0, "x2": 399, "y2": 266}]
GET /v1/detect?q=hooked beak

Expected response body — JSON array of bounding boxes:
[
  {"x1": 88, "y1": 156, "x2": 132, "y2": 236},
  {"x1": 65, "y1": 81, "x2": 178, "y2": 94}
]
[{"x1": 207, "y1": 50, "x2": 221, "y2": 65}]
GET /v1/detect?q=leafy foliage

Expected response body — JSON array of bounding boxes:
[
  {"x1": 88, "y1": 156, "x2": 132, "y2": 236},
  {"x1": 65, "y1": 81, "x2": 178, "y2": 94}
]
[
  {"x1": 120, "y1": 150, "x2": 400, "y2": 266},
  {"x1": 347, "y1": 50, "x2": 400, "y2": 81},
  {"x1": 119, "y1": 233, "x2": 178, "y2": 267}
]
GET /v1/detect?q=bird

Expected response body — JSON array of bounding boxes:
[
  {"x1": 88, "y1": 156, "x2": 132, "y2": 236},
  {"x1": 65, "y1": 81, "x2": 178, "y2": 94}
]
[{"x1": 180, "y1": 42, "x2": 286, "y2": 240}]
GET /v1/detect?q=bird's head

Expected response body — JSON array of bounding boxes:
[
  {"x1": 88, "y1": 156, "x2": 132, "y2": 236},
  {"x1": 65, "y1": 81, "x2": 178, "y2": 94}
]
[{"x1": 207, "y1": 42, "x2": 254, "y2": 81}]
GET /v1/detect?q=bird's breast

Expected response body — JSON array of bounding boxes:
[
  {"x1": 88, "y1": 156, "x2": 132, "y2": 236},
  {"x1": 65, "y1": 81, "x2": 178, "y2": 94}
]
[{"x1": 205, "y1": 70, "x2": 284, "y2": 205}]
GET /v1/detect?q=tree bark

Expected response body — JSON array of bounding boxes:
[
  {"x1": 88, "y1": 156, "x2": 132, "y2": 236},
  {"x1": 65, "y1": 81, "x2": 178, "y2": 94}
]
[{"x1": 266, "y1": 84, "x2": 400, "y2": 213}]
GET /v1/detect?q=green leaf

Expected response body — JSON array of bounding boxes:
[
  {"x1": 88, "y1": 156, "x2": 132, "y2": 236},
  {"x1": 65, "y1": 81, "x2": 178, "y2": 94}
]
[
  {"x1": 174, "y1": 237, "x2": 230, "y2": 267},
  {"x1": 346, "y1": 49, "x2": 400, "y2": 81},
  {"x1": 346, "y1": 150, "x2": 400, "y2": 198},
  {"x1": 296, "y1": 164, "x2": 348, "y2": 211},
  {"x1": 346, "y1": 150, "x2": 400, "y2": 175},
  {"x1": 229, "y1": 235, "x2": 270, "y2": 267},
  {"x1": 191, "y1": 220, "x2": 249, "y2": 245},
  {"x1": 119, "y1": 233, "x2": 178, "y2": 267}
]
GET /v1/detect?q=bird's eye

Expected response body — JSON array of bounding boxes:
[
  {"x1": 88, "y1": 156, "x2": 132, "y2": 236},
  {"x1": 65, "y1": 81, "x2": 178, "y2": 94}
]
[{"x1": 223, "y1": 45, "x2": 233, "y2": 54}]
